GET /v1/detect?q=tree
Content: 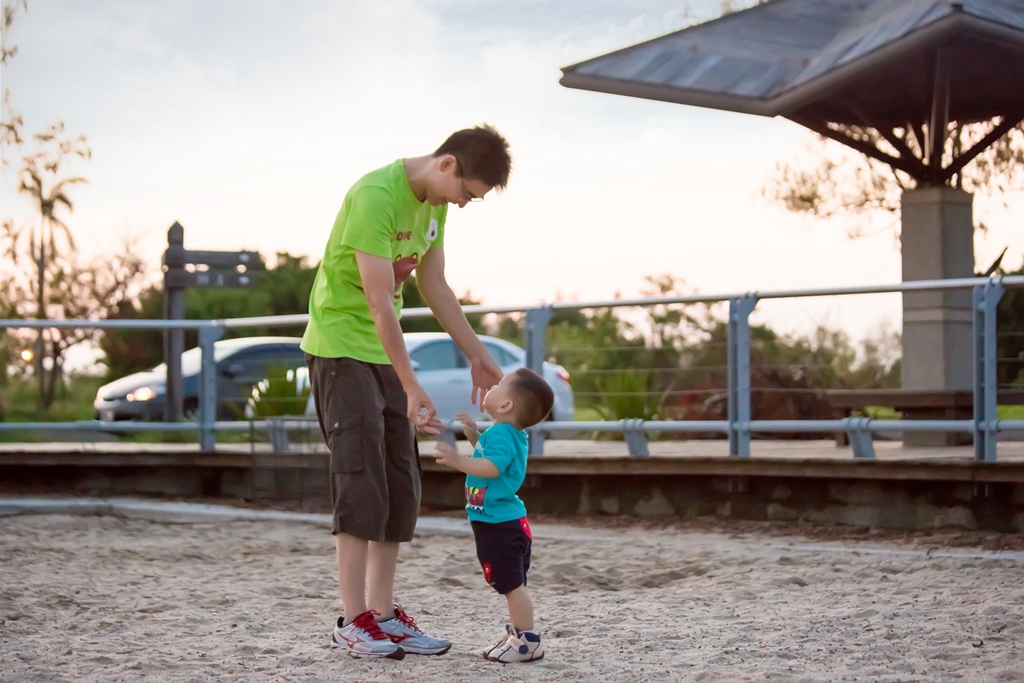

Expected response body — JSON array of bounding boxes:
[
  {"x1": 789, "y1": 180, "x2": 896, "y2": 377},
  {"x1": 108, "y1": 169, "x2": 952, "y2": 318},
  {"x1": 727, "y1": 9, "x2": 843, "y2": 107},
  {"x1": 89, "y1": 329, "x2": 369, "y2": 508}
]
[
  {"x1": 764, "y1": 120, "x2": 1024, "y2": 238},
  {"x1": 489, "y1": 273, "x2": 901, "y2": 429},
  {"x1": 0, "y1": 0, "x2": 27, "y2": 154},
  {"x1": 398, "y1": 274, "x2": 485, "y2": 334},
  {"x1": 101, "y1": 252, "x2": 316, "y2": 378},
  {"x1": 1, "y1": 0, "x2": 28, "y2": 413},
  {"x1": 3, "y1": 229, "x2": 146, "y2": 406},
  {"x1": 100, "y1": 255, "x2": 490, "y2": 380},
  {"x1": 5, "y1": 123, "x2": 92, "y2": 407},
  {"x1": 3, "y1": 2, "x2": 94, "y2": 406}
]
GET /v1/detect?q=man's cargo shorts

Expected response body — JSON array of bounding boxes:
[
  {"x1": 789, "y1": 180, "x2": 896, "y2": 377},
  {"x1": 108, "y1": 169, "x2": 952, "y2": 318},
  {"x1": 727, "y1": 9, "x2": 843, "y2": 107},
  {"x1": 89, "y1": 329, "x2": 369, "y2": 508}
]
[{"x1": 305, "y1": 354, "x2": 420, "y2": 542}]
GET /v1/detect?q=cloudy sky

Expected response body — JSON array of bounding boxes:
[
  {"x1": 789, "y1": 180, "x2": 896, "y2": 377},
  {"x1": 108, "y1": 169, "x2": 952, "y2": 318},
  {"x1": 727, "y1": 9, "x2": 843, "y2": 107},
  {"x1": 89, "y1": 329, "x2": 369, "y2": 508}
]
[{"x1": 2, "y1": 0, "x2": 1021, "y2": 342}]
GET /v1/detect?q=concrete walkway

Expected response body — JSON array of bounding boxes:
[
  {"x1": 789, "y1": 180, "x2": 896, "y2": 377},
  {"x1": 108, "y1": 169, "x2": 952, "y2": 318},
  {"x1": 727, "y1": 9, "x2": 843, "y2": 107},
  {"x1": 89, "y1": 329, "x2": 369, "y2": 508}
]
[{"x1": 2, "y1": 438, "x2": 1022, "y2": 462}]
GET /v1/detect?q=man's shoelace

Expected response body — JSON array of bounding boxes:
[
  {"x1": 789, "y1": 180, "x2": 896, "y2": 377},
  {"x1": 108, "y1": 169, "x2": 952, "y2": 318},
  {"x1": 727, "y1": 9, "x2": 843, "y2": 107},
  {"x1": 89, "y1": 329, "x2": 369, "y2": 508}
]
[
  {"x1": 394, "y1": 609, "x2": 423, "y2": 634},
  {"x1": 352, "y1": 610, "x2": 389, "y2": 640}
]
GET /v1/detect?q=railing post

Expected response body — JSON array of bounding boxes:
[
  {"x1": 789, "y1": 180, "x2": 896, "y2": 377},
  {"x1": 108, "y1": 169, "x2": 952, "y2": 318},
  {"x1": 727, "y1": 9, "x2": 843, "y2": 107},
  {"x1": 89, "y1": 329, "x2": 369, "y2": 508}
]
[
  {"x1": 622, "y1": 418, "x2": 650, "y2": 457},
  {"x1": 524, "y1": 305, "x2": 553, "y2": 455},
  {"x1": 727, "y1": 294, "x2": 758, "y2": 457},
  {"x1": 198, "y1": 324, "x2": 224, "y2": 451},
  {"x1": 847, "y1": 417, "x2": 876, "y2": 459},
  {"x1": 972, "y1": 278, "x2": 1003, "y2": 462}
]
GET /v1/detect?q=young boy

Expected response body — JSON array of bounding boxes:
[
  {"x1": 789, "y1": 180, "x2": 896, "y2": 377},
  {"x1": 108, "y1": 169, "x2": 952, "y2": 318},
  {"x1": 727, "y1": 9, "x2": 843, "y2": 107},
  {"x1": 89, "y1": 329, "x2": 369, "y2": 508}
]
[
  {"x1": 433, "y1": 367, "x2": 554, "y2": 664},
  {"x1": 302, "y1": 125, "x2": 510, "y2": 660}
]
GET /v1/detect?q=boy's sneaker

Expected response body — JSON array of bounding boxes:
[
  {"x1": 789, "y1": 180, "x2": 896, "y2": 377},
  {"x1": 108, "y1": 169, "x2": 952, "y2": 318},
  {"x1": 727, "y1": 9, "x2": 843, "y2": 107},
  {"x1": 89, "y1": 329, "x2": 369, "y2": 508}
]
[
  {"x1": 376, "y1": 604, "x2": 451, "y2": 655},
  {"x1": 487, "y1": 628, "x2": 544, "y2": 663},
  {"x1": 332, "y1": 610, "x2": 406, "y2": 660},
  {"x1": 479, "y1": 623, "x2": 514, "y2": 659}
]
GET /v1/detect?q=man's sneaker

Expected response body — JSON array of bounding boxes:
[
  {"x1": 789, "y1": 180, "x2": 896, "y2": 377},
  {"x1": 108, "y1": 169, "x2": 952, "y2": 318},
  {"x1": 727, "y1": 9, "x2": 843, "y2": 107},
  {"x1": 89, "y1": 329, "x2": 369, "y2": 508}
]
[
  {"x1": 479, "y1": 623, "x2": 514, "y2": 659},
  {"x1": 487, "y1": 628, "x2": 544, "y2": 663},
  {"x1": 332, "y1": 610, "x2": 406, "y2": 660},
  {"x1": 376, "y1": 604, "x2": 451, "y2": 656}
]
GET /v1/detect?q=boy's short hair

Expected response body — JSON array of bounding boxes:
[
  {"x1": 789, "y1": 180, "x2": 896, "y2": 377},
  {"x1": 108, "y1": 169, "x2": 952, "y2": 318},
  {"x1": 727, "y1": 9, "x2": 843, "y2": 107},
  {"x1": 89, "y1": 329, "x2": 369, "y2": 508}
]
[
  {"x1": 433, "y1": 124, "x2": 512, "y2": 189},
  {"x1": 508, "y1": 367, "x2": 554, "y2": 429}
]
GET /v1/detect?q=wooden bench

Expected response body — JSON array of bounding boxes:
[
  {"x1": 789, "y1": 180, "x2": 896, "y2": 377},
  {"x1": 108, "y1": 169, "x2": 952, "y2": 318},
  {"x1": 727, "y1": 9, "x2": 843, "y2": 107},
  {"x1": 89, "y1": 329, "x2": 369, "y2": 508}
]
[{"x1": 823, "y1": 388, "x2": 1024, "y2": 447}]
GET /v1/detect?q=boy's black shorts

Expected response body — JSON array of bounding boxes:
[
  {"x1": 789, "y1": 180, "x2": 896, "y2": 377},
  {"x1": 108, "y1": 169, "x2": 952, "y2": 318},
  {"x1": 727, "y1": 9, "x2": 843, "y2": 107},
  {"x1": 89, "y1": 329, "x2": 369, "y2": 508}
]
[{"x1": 471, "y1": 517, "x2": 532, "y2": 595}]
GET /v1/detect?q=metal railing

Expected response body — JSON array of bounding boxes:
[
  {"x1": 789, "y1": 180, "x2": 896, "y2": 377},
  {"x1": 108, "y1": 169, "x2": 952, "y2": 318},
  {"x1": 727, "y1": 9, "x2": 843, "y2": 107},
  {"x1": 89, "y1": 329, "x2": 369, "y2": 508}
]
[{"x1": 2, "y1": 275, "x2": 1022, "y2": 460}]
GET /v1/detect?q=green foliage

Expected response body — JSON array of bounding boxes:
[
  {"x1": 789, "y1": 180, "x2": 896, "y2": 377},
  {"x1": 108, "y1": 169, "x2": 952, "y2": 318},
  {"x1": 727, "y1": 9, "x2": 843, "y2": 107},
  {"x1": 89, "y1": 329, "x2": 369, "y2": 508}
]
[
  {"x1": 100, "y1": 252, "x2": 318, "y2": 380},
  {"x1": 764, "y1": 122, "x2": 1024, "y2": 225},
  {"x1": 101, "y1": 258, "x2": 487, "y2": 381},
  {"x1": 246, "y1": 365, "x2": 310, "y2": 417},
  {"x1": 0, "y1": 372, "x2": 105, "y2": 439},
  {"x1": 996, "y1": 259, "x2": 1024, "y2": 388},
  {"x1": 592, "y1": 369, "x2": 670, "y2": 422},
  {"x1": 493, "y1": 274, "x2": 901, "y2": 426},
  {"x1": 399, "y1": 274, "x2": 485, "y2": 333}
]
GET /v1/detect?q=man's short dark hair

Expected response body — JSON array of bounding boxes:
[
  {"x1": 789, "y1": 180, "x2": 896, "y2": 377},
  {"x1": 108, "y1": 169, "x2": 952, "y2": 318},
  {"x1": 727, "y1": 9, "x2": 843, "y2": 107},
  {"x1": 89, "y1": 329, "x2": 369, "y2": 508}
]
[
  {"x1": 433, "y1": 124, "x2": 512, "y2": 189},
  {"x1": 509, "y1": 367, "x2": 554, "y2": 429}
]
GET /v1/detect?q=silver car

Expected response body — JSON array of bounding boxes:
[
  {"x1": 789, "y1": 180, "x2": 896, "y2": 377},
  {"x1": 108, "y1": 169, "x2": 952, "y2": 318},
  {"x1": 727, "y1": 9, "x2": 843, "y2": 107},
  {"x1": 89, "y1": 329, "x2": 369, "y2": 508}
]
[
  {"x1": 398, "y1": 332, "x2": 574, "y2": 422},
  {"x1": 96, "y1": 336, "x2": 305, "y2": 421},
  {"x1": 264, "y1": 333, "x2": 575, "y2": 422}
]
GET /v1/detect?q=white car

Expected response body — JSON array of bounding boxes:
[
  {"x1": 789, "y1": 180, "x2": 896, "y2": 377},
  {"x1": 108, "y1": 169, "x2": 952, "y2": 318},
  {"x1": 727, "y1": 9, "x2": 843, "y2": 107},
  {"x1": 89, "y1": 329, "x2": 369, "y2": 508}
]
[
  {"x1": 400, "y1": 332, "x2": 574, "y2": 422},
  {"x1": 278, "y1": 333, "x2": 574, "y2": 422}
]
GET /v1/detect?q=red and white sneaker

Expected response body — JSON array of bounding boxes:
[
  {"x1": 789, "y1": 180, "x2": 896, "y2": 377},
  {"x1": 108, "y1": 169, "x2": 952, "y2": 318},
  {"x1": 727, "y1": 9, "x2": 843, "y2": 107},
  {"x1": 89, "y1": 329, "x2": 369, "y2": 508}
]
[
  {"x1": 332, "y1": 610, "x2": 405, "y2": 660},
  {"x1": 376, "y1": 604, "x2": 452, "y2": 655}
]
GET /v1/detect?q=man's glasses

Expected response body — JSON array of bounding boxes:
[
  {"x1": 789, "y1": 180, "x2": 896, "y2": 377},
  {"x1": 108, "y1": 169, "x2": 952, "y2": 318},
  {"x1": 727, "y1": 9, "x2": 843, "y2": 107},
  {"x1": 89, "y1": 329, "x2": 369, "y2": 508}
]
[
  {"x1": 461, "y1": 177, "x2": 484, "y2": 203},
  {"x1": 456, "y1": 159, "x2": 484, "y2": 202}
]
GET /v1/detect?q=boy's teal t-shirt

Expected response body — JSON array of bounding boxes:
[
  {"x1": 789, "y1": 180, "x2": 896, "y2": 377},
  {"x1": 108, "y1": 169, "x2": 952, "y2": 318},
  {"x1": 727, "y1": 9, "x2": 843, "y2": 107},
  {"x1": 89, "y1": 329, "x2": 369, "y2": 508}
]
[
  {"x1": 464, "y1": 422, "x2": 528, "y2": 523},
  {"x1": 300, "y1": 159, "x2": 447, "y2": 364}
]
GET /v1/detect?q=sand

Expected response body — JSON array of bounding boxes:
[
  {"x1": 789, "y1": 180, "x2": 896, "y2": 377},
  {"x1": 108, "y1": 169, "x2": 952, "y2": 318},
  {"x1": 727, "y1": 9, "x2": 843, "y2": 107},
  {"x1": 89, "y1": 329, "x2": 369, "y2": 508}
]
[{"x1": 1, "y1": 510, "x2": 1023, "y2": 683}]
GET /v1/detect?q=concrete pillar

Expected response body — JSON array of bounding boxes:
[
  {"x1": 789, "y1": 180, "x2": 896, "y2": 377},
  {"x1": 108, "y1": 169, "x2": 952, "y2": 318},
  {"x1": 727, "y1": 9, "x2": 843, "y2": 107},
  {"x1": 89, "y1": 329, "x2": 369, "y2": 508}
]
[{"x1": 900, "y1": 186, "x2": 974, "y2": 445}]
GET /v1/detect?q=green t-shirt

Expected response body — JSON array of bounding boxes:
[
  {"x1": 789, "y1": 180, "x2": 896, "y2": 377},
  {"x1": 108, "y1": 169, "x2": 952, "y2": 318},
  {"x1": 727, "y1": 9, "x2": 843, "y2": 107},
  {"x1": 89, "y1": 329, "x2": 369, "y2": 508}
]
[{"x1": 301, "y1": 160, "x2": 447, "y2": 363}]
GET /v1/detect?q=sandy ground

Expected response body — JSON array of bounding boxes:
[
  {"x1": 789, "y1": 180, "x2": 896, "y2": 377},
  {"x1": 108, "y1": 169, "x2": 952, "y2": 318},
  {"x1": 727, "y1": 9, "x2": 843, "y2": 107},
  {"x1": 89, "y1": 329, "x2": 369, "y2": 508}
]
[{"x1": 1, "y1": 512, "x2": 1023, "y2": 683}]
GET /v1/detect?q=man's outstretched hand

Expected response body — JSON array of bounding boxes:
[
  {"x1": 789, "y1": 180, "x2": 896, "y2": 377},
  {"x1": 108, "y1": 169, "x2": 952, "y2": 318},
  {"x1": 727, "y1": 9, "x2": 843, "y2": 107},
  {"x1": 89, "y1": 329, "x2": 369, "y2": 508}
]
[
  {"x1": 407, "y1": 387, "x2": 443, "y2": 435},
  {"x1": 470, "y1": 354, "x2": 502, "y2": 407}
]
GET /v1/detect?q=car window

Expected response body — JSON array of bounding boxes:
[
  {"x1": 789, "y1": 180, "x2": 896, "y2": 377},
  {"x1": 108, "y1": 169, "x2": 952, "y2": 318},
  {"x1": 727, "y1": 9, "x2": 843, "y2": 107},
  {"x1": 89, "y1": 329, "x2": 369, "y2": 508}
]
[
  {"x1": 277, "y1": 346, "x2": 306, "y2": 368},
  {"x1": 410, "y1": 341, "x2": 460, "y2": 371},
  {"x1": 484, "y1": 342, "x2": 519, "y2": 367},
  {"x1": 223, "y1": 347, "x2": 296, "y2": 377}
]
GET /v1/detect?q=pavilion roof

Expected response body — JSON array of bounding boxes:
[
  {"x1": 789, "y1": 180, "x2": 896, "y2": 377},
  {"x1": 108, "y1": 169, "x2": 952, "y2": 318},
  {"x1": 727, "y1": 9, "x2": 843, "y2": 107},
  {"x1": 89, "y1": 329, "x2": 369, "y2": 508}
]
[{"x1": 560, "y1": 0, "x2": 1024, "y2": 128}]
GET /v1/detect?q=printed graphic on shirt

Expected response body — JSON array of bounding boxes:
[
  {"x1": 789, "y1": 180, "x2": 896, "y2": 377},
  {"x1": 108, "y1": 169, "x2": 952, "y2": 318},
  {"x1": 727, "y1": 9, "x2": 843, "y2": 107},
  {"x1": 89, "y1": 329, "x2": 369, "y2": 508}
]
[
  {"x1": 392, "y1": 253, "x2": 420, "y2": 294},
  {"x1": 466, "y1": 485, "x2": 487, "y2": 512},
  {"x1": 426, "y1": 218, "x2": 439, "y2": 241}
]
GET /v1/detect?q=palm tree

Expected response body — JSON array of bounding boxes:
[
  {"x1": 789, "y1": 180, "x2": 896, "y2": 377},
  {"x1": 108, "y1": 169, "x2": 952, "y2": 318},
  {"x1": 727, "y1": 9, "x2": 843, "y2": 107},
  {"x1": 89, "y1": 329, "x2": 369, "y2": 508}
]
[{"x1": 15, "y1": 122, "x2": 89, "y2": 407}]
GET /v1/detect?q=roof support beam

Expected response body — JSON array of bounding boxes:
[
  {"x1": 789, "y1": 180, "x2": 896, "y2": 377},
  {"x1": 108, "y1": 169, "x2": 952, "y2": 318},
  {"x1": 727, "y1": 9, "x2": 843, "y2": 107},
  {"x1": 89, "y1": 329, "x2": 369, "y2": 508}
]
[
  {"x1": 843, "y1": 100, "x2": 930, "y2": 180},
  {"x1": 935, "y1": 114, "x2": 1024, "y2": 184},
  {"x1": 792, "y1": 116, "x2": 927, "y2": 180}
]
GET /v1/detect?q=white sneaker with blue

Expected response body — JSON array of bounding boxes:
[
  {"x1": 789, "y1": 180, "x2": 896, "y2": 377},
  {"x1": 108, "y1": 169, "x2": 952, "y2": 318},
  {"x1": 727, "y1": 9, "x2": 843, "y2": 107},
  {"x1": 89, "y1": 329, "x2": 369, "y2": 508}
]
[
  {"x1": 479, "y1": 623, "x2": 514, "y2": 659},
  {"x1": 487, "y1": 627, "x2": 544, "y2": 663}
]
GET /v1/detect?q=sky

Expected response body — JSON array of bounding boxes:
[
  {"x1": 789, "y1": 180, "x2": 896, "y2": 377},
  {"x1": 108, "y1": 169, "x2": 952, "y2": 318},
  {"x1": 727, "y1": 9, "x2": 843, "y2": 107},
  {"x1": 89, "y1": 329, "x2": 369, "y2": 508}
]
[{"x1": 2, "y1": 0, "x2": 1022, "y2": 347}]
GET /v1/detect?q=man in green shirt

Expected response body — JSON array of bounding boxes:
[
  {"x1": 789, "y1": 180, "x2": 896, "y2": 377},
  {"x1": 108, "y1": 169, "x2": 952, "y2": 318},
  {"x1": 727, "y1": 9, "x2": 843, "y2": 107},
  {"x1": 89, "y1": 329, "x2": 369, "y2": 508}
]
[{"x1": 302, "y1": 124, "x2": 511, "y2": 660}]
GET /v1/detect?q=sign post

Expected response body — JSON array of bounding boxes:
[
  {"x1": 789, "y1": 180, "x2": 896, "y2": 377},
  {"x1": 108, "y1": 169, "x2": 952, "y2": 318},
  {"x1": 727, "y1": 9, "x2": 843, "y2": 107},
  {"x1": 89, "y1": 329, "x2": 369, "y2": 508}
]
[{"x1": 161, "y1": 222, "x2": 263, "y2": 422}]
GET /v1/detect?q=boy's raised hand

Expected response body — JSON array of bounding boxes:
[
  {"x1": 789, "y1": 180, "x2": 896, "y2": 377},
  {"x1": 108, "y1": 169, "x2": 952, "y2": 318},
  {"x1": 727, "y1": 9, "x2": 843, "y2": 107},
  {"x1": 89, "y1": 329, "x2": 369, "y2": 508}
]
[
  {"x1": 434, "y1": 441, "x2": 458, "y2": 467},
  {"x1": 455, "y1": 411, "x2": 480, "y2": 441}
]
